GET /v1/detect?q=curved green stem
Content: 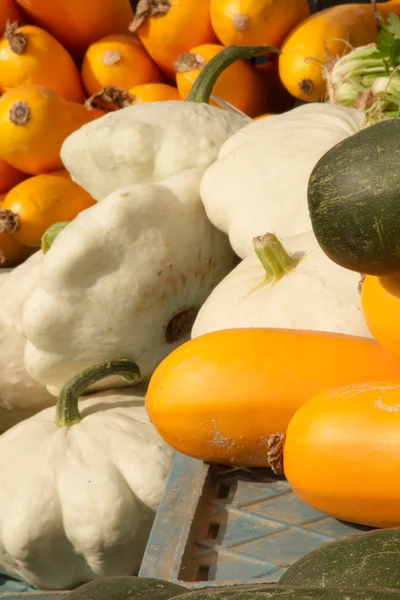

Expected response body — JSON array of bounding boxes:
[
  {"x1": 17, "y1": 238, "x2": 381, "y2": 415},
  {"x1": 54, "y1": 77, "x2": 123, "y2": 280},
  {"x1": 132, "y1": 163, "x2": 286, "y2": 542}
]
[
  {"x1": 253, "y1": 233, "x2": 301, "y2": 282},
  {"x1": 41, "y1": 221, "x2": 70, "y2": 254},
  {"x1": 187, "y1": 44, "x2": 280, "y2": 104},
  {"x1": 55, "y1": 359, "x2": 141, "y2": 427}
]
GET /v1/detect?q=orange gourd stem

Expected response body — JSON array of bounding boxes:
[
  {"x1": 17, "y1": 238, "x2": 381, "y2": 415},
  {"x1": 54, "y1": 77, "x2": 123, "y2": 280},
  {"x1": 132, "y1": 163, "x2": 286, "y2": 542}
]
[
  {"x1": 0, "y1": 84, "x2": 104, "y2": 175},
  {"x1": 81, "y1": 34, "x2": 163, "y2": 97},
  {"x1": 0, "y1": 22, "x2": 85, "y2": 103},
  {"x1": 284, "y1": 380, "x2": 400, "y2": 528},
  {"x1": 0, "y1": 0, "x2": 26, "y2": 33},
  {"x1": 278, "y1": 1, "x2": 400, "y2": 102},
  {"x1": 146, "y1": 328, "x2": 400, "y2": 469},
  {"x1": 14, "y1": 0, "x2": 134, "y2": 59},
  {"x1": 0, "y1": 172, "x2": 96, "y2": 247},
  {"x1": 0, "y1": 194, "x2": 33, "y2": 267}
]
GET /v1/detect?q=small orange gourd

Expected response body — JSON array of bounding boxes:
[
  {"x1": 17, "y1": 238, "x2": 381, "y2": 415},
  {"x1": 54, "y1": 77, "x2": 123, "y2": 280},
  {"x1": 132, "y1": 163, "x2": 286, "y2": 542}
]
[
  {"x1": 81, "y1": 34, "x2": 163, "y2": 97},
  {"x1": 0, "y1": 171, "x2": 96, "y2": 247},
  {"x1": 146, "y1": 328, "x2": 400, "y2": 469},
  {"x1": 0, "y1": 0, "x2": 27, "y2": 33},
  {"x1": 0, "y1": 156, "x2": 26, "y2": 194},
  {"x1": 0, "y1": 84, "x2": 104, "y2": 175},
  {"x1": 279, "y1": 1, "x2": 400, "y2": 102},
  {"x1": 130, "y1": 0, "x2": 216, "y2": 80},
  {"x1": 14, "y1": 0, "x2": 134, "y2": 59},
  {"x1": 210, "y1": 0, "x2": 310, "y2": 48},
  {"x1": 175, "y1": 43, "x2": 270, "y2": 117},
  {"x1": 0, "y1": 193, "x2": 33, "y2": 266},
  {"x1": 284, "y1": 380, "x2": 400, "y2": 528},
  {"x1": 0, "y1": 22, "x2": 85, "y2": 103},
  {"x1": 361, "y1": 274, "x2": 400, "y2": 359},
  {"x1": 129, "y1": 83, "x2": 181, "y2": 103}
]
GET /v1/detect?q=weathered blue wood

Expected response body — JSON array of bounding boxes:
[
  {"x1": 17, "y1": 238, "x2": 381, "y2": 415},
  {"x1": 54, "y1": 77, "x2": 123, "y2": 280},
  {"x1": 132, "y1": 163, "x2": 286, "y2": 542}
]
[
  {"x1": 140, "y1": 453, "x2": 372, "y2": 590},
  {"x1": 139, "y1": 453, "x2": 208, "y2": 582}
]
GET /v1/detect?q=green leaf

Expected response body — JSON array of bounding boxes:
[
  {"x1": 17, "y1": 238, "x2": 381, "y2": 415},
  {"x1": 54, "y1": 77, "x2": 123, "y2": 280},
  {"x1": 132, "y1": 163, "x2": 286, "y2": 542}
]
[
  {"x1": 376, "y1": 12, "x2": 400, "y2": 69},
  {"x1": 387, "y1": 12, "x2": 400, "y2": 38}
]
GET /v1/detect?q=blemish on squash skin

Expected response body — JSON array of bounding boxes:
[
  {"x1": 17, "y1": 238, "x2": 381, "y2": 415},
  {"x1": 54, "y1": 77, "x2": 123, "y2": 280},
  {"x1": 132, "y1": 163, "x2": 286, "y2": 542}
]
[{"x1": 375, "y1": 398, "x2": 400, "y2": 412}]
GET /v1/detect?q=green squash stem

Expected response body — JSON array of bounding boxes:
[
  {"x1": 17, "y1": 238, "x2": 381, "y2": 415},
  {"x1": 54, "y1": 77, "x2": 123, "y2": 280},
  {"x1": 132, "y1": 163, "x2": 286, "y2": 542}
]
[
  {"x1": 253, "y1": 233, "x2": 301, "y2": 282},
  {"x1": 187, "y1": 44, "x2": 280, "y2": 104},
  {"x1": 41, "y1": 221, "x2": 70, "y2": 253},
  {"x1": 55, "y1": 359, "x2": 141, "y2": 427}
]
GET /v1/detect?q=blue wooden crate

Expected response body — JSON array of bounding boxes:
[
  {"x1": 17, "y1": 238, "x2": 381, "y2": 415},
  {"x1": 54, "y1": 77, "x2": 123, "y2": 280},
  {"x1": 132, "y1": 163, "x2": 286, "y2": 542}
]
[{"x1": 139, "y1": 453, "x2": 372, "y2": 589}]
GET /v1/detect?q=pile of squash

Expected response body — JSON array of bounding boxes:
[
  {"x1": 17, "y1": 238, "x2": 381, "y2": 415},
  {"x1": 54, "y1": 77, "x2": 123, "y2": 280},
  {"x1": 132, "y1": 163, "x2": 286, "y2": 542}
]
[
  {"x1": 2, "y1": 0, "x2": 399, "y2": 268},
  {"x1": 4, "y1": 0, "x2": 400, "y2": 595}
]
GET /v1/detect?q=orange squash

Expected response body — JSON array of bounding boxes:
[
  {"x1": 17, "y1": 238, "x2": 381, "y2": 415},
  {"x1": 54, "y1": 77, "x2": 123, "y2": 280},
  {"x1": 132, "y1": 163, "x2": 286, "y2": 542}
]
[
  {"x1": 0, "y1": 171, "x2": 96, "y2": 247},
  {"x1": 0, "y1": 156, "x2": 26, "y2": 194},
  {"x1": 0, "y1": 0, "x2": 27, "y2": 33},
  {"x1": 210, "y1": 0, "x2": 310, "y2": 48},
  {"x1": 175, "y1": 43, "x2": 271, "y2": 117},
  {"x1": 146, "y1": 328, "x2": 400, "y2": 468},
  {"x1": 253, "y1": 113, "x2": 273, "y2": 120},
  {"x1": 361, "y1": 274, "x2": 400, "y2": 359},
  {"x1": 130, "y1": 0, "x2": 216, "y2": 80},
  {"x1": 0, "y1": 84, "x2": 104, "y2": 175},
  {"x1": 0, "y1": 193, "x2": 33, "y2": 266},
  {"x1": 284, "y1": 380, "x2": 400, "y2": 528},
  {"x1": 81, "y1": 34, "x2": 163, "y2": 97},
  {"x1": 129, "y1": 83, "x2": 181, "y2": 103},
  {"x1": 279, "y1": 1, "x2": 400, "y2": 102},
  {"x1": 14, "y1": 0, "x2": 134, "y2": 59},
  {"x1": 0, "y1": 23, "x2": 85, "y2": 103}
]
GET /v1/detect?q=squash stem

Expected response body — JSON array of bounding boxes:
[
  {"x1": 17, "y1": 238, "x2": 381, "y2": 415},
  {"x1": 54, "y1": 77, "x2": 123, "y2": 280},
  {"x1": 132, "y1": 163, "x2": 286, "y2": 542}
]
[
  {"x1": 55, "y1": 359, "x2": 141, "y2": 427},
  {"x1": 187, "y1": 44, "x2": 280, "y2": 104},
  {"x1": 41, "y1": 221, "x2": 70, "y2": 253},
  {"x1": 253, "y1": 233, "x2": 301, "y2": 282}
]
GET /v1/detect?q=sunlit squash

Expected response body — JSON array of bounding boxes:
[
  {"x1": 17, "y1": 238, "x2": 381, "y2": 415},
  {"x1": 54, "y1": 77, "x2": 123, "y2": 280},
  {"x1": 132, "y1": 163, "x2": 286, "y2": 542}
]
[
  {"x1": 146, "y1": 328, "x2": 400, "y2": 469},
  {"x1": 284, "y1": 380, "x2": 400, "y2": 527}
]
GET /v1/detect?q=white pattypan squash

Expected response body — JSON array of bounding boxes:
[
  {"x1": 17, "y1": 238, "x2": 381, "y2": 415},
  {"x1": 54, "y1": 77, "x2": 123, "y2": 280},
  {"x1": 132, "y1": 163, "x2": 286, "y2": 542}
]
[
  {"x1": 0, "y1": 252, "x2": 54, "y2": 431},
  {"x1": 200, "y1": 103, "x2": 366, "y2": 259},
  {"x1": 192, "y1": 230, "x2": 371, "y2": 339},
  {"x1": 0, "y1": 359, "x2": 174, "y2": 590},
  {"x1": 60, "y1": 44, "x2": 281, "y2": 202},
  {"x1": 61, "y1": 101, "x2": 248, "y2": 202},
  {"x1": 22, "y1": 169, "x2": 236, "y2": 393}
]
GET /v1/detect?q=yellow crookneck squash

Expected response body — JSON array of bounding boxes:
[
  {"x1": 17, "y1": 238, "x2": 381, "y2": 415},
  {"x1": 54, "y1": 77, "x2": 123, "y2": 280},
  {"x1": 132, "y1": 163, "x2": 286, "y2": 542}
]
[
  {"x1": 146, "y1": 328, "x2": 400, "y2": 469},
  {"x1": 284, "y1": 380, "x2": 400, "y2": 528}
]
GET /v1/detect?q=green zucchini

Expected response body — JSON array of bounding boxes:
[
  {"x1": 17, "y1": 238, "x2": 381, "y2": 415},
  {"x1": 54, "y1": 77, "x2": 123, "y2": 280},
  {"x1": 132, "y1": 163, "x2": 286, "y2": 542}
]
[
  {"x1": 307, "y1": 118, "x2": 400, "y2": 276},
  {"x1": 174, "y1": 586, "x2": 400, "y2": 599},
  {"x1": 280, "y1": 527, "x2": 400, "y2": 589},
  {"x1": 63, "y1": 576, "x2": 187, "y2": 600}
]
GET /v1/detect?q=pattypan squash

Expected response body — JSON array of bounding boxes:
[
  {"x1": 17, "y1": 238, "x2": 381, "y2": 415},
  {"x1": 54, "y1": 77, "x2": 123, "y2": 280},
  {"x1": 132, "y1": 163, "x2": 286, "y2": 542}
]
[
  {"x1": 60, "y1": 45, "x2": 277, "y2": 201},
  {"x1": 0, "y1": 251, "x2": 54, "y2": 431},
  {"x1": 22, "y1": 169, "x2": 235, "y2": 393},
  {"x1": 0, "y1": 359, "x2": 174, "y2": 590},
  {"x1": 200, "y1": 102, "x2": 366, "y2": 258},
  {"x1": 192, "y1": 230, "x2": 371, "y2": 339}
]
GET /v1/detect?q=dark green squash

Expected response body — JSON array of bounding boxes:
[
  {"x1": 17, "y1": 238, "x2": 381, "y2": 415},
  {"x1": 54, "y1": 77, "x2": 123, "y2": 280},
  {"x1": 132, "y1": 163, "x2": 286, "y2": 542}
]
[
  {"x1": 173, "y1": 585, "x2": 400, "y2": 599},
  {"x1": 307, "y1": 118, "x2": 400, "y2": 276},
  {"x1": 63, "y1": 576, "x2": 187, "y2": 600},
  {"x1": 280, "y1": 527, "x2": 400, "y2": 589}
]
